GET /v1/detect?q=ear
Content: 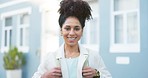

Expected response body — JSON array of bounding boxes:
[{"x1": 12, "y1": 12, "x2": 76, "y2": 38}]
[
  {"x1": 80, "y1": 29, "x2": 83, "y2": 37},
  {"x1": 60, "y1": 28, "x2": 63, "y2": 36}
]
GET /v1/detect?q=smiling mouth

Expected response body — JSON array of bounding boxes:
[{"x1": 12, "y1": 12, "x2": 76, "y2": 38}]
[
  {"x1": 68, "y1": 37, "x2": 76, "y2": 40},
  {"x1": 68, "y1": 37, "x2": 77, "y2": 43}
]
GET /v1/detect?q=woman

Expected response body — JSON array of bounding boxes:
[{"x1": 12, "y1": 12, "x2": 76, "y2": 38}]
[{"x1": 32, "y1": 0, "x2": 112, "y2": 78}]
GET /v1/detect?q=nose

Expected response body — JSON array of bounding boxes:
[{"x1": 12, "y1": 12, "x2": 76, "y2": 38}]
[{"x1": 69, "y1": 29, "x2": 75, "y2": 35}]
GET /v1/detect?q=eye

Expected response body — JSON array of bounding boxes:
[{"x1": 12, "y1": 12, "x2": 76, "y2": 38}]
[
  {"x1": 64, "y1": 27, "x2": 71, "y2": 31},
  {"x1": 74, "y1": 27, "x2": 80, "y2": 31}
]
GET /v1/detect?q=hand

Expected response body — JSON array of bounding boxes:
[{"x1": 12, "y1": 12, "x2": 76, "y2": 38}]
[
  {"x1": 82, "y1": 66, "x2": 96, "y2": 78},
  {"x1": 41, "y1": 67, "x2": 62, "y2": 78}
]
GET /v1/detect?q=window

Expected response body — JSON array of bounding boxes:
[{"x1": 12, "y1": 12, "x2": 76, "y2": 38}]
[
  {"x1": 1, "y1": 17, "x2": 13, "y2": 52},
  {"x1": 17, "y1": 13, "x2": 30, "y2": 52},
  {"x1": 0, "y1": 7, "x2": 32, "y2": 53},
  {"x1": 80, "y1": 17, "x2": 99, "y2": 51},
  {"x1": 110, "y1": 0, "x2": 140, "y2": 53}
]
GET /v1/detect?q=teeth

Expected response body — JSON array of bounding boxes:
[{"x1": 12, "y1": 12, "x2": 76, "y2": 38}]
[{"x1": 68, "y1": 38, "x2": 75, "y2": 40}]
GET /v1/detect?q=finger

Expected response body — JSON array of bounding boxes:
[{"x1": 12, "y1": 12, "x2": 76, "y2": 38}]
[
  {"x1": 83, "y1": 67, "x2": 92, "y2": 72},
  {"x1": 52, "y1": 72, "x2": 62, "y2": 77},
  {"x1": 82, "y1": 69, "x2": 91, "y2": 73},
  {"x1": 53, "y1": 67, "x2": 62, "y2": 73},
  {"x1": 83, "y1": 72, "x2": 93, "y2": 78},
  {"x1": 83, "y1": 66, "x2": 90, "y2": 69},
  {"x1": 55, "y1": 73, "x2": 62, "y2": 77},
  {"x1": 54, "y1": 67, "x2": 61, "y2": 70},
  {"x1": 83, "y1": 72, "x2": 93, "y2": 76}
]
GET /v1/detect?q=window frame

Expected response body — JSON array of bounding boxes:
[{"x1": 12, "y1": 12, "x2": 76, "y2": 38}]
[
  {"x1": 16, "y1": 13, "x2": 30, "y2": 52},
  {"x1": 110, "y1": 0, "x2": 140, "y2": 53},
  {"x1": 0, "y1": 7, "x2": 32, "y2": 53},
  {"x1": 1, "y1": 16, "x2": 13, "y2": 53}
]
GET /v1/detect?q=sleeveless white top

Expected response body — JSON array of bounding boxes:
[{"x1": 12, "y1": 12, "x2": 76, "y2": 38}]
[{"x1": 66, "y1": 57, "x2": 79, "y2": 78}]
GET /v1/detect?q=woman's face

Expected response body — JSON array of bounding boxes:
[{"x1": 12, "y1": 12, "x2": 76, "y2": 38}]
[{"x1": 61, "y1": 16, "x2": 83, "y2": 46}]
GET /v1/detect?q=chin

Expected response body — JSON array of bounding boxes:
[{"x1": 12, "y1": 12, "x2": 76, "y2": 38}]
[{"x1": 68, "y1": 43, "x2": 77, "y2": 46}]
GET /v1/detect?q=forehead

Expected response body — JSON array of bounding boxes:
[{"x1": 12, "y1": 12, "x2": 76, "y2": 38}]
[{"x1": 62, "y1": 17, "x2": 81, "y2": 27}]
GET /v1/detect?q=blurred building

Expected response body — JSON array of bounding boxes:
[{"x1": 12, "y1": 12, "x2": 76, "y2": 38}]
[{"x1": 0, "y1": 0, "x2": 148, "y2": 78}]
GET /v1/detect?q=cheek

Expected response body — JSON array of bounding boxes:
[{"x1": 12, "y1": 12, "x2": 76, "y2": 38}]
[
  {"x1": 62, "y1": 32, "x2": 68, "y2": 37},
  {"x1": 77, "y1": 32, "x2": 83, "y2": 37}
]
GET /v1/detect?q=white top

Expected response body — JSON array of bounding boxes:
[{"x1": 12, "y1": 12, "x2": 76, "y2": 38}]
[{"x1": 66, "y1": 57, "x2": 79, "y2": 78}]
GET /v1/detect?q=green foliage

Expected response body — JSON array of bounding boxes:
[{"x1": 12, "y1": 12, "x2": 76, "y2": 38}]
[{"x1": 3, "y1": 47, "x2": 26, "y2": 70}]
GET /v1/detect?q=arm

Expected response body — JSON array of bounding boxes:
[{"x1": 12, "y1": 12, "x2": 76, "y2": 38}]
[
  {"x1": 32, "y1": 53, "x2": 60, "y2": 78},
  {"x1": 95, "y1": 53, "x2": 112, "y2": 78},
  {"x1": 87, "y1": 49, "x2": 112, "y2": 78}
]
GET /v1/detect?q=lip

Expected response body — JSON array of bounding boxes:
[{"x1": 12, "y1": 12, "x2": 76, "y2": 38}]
[
  {"x1": 68, "y1": 37, "x2": 76, "y2": 42},
  {"x1": 68, "y1": 37, "x2": 76, "y2": 40}
]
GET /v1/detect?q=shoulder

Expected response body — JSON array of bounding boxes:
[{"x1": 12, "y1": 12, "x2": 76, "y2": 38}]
[
  {"x1": 84, "y1": 47, "x2": 103, "y2": 61},
  {"x1": 79, "y1": 44, "x2": 97, "y2": 53},
  {"x1": 43, "y1": 51, "x2": 58, "y2": 61},
  {"x1": 44, "y1": 45, "x2": 63, "y2": 60},
  {"x1": 45, "y1": 52, "x2": 56, "y2": 57},
  {"x1": 85, "y1": 48, "x2": 100, "y2": 55}
]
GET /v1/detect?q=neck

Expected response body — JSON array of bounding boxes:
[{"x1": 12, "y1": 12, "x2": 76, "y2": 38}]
[{"x1": 64, "y1": 44, "x2": 80, "y2": 58}]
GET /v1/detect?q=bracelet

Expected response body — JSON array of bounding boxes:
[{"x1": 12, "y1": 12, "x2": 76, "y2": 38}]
[{"x1": 93, "y1": 69, "x2": 100, "y2": 78}]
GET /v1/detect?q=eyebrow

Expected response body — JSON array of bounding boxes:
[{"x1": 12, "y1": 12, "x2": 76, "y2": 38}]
[
  {"x1": 64, "y1": 25, "x2": 81, "y2": 28},
  {"x1": 75, "y1": 26, "x2": 81, "y2": 27}
]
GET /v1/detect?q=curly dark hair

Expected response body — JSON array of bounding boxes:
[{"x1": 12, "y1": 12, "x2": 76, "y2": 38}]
[{"x1": 58, "y1": 0, "x2": 92, "y2": 29}]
